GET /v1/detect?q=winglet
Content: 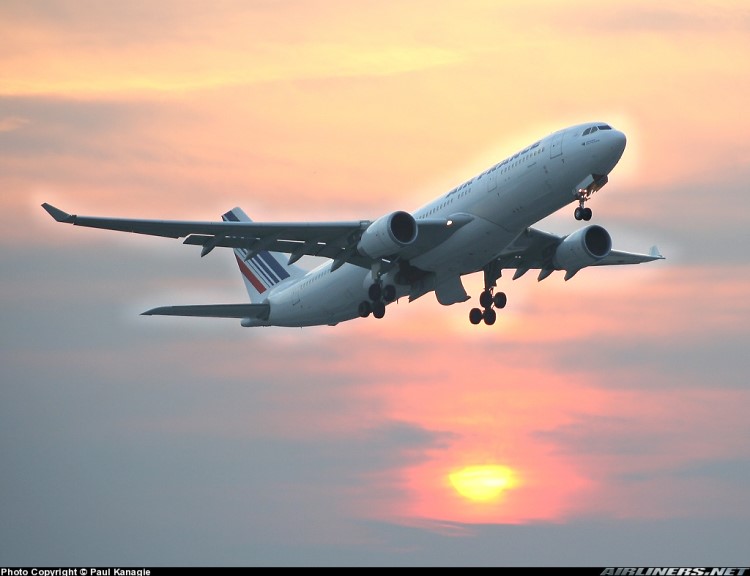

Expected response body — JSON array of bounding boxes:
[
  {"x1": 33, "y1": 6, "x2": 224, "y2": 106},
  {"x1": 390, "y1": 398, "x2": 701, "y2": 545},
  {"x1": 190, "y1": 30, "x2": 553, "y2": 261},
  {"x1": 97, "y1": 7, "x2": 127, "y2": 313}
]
[
  {"x1": 41, "y1": 203, "x2": 74, "y2": 223},
  {"x1": 649, "y1": 245, "x2": 664, "y2": 259}
]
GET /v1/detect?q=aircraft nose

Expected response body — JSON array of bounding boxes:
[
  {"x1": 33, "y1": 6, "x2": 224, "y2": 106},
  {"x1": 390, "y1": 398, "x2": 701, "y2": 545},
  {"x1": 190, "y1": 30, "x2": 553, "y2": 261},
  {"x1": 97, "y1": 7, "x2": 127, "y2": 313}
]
[
  {"x1": 603, "y1": 129, "x2": 627, "y2": 168},
  {"x1": 612, "y1": 129, "x2": 627, "y2": 156},
  {"x1": 587, "y1": 127, "x2": 627, "y2": 175}
]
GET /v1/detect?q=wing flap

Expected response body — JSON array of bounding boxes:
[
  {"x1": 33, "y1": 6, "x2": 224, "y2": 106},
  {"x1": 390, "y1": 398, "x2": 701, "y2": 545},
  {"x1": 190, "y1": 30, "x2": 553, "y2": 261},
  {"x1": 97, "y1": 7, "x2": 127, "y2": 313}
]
[{"x1": 142, "y1": 303, "x2": 270, "y2": 319}]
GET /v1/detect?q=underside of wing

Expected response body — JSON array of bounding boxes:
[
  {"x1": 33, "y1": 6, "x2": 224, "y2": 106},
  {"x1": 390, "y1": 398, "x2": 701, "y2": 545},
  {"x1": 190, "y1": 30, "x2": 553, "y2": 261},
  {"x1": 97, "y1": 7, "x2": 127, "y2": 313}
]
[
  {"x1": 183, "y1": 215, "x2": 473, "y2": 266},
  {"x1": 142, "y1": 303, "x2": 270, "y2": 319},
  {"x1": 594, "y1": 246, "x2": 665, "y2": 266},
  {"x1": 494, "y1": 227, "x2": 562, "y2": 270},
  {"x1": 399, "y1": 214, "x2": 475, "y2": 260},
  {"x1": 493, "y1": 226, "x2": 664, "y2": 280}
]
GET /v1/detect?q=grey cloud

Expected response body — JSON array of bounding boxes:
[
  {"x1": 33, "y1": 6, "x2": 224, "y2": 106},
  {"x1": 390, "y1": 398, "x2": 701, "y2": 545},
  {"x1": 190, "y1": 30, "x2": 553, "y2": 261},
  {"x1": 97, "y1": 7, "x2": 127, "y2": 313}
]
[
  {"x1": 674, "y1": 457, "x2": 750, "y2": 485},
  {"x1": 545, "y1": 337, "x2": 750, "y2": 390},
  {"x1": 289, "y1": 517, "x2": 750, "y2": 566},
  {"x1": 531, "y1": 411, "x2": 750, "y2": 520},
  {"x1": 2, "y1": 240, "x2": 464, "y2": 564},
  {"x1": 601, "y1": 166, "x2": 750, "y2": 267},
  {"x1": 0, "y1": 362, "x2": 455, "y2": 564}
]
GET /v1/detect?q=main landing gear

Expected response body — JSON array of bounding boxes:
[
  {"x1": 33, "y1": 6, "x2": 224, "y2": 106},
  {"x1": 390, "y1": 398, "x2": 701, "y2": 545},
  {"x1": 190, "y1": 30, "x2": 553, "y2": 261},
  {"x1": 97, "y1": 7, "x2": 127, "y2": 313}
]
[
  {"x1": 469, "y1": 288, "x2": 507, "y2": 326},
  {"x1": 359, "y1": 281, "x2": 396, "y2": 320},
  {"x1": 469, "y1": 262, "x2": 506, "y2": 326}
]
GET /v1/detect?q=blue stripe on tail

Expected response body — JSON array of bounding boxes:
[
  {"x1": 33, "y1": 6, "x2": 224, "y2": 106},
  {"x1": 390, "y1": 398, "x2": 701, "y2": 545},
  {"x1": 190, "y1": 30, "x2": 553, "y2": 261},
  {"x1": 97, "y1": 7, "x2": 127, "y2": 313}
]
[{"x1": 222, "y1": 209, "x2": 291, "y2": 292}]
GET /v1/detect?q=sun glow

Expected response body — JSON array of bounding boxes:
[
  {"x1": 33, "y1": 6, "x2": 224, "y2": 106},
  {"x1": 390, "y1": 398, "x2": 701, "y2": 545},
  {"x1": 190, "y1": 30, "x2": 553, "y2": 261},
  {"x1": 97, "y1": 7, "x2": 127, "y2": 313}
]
[{"x1": 449, "y1": 465, "x2": 520, "y2": 503}]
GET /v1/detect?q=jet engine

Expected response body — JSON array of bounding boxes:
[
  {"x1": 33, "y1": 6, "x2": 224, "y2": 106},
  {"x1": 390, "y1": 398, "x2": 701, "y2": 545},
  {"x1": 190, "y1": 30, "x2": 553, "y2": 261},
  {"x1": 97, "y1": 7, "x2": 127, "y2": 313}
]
[
  {"x1": 553, "y1": 224, "x2": 612, "y2": 272},
  {"x1": 357, "y1": 211, "x2": 418, "y2": 259}
]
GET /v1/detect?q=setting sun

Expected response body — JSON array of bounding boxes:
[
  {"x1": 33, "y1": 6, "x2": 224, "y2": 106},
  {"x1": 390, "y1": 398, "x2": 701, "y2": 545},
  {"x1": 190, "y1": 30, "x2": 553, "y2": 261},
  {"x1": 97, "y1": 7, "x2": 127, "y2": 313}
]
[{"x1": 449, "y1": 465, "x2": 520, "y2": 503}]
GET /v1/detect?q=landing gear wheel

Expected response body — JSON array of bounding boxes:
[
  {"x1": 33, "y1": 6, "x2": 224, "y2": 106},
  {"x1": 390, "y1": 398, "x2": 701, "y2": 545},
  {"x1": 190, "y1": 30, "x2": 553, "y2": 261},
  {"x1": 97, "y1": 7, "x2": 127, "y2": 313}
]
[
  {"x1": 470, "y1": 262, "x2": 509, "y2": 326},
  {"x1": 575, "y1": 204, "x2": 593, "y2": 221},
  {"x1": 483, "y1": 308, "x2": 497, "y2": 325},
  {"x1": 479, "y1": 290, "x2": 493, "y2": 309},
  {"x1": 469, "y1": 308, "x2": 483, "y2": 325},
  {"x1": 382, "y1": 284, "x2": 396, "y2": 303},
  {"x1": 493, "y1": 292, "x2": 507, "y2": 309},
  {"x1": 368, "y1": 283, "x2": 382, "y2": 301},
  {"x1": 372, "y1": 300, "x2": 386, "y2": 319},
  {"x1": 358, "y1": 301, "x2": 372, "y2": 318}
]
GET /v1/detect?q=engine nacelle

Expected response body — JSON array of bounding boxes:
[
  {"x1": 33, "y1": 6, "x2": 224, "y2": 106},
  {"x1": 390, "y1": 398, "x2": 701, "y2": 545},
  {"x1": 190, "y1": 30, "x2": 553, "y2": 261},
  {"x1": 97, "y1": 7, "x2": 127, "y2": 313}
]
[
  {"x1": 553, "y1": 225, "x2": 612, "y2": 272},
  {"x1": 357, "y1": 211, "x2": 418, "y2": 259}
]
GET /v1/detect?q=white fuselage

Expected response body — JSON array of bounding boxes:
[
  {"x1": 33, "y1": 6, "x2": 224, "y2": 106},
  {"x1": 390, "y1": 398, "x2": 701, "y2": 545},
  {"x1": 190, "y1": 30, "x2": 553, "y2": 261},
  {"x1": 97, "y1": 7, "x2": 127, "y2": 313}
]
[{"x1": 258, "y1": 123, "x2": 627, "y2": 326}]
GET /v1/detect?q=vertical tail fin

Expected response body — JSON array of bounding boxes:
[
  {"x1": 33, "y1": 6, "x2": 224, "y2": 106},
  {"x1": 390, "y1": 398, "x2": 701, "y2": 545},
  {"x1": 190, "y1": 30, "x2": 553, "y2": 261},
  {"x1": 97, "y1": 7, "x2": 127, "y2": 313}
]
[{"x1": 222, "y1": 207, "x2": 305, "y2": 303}]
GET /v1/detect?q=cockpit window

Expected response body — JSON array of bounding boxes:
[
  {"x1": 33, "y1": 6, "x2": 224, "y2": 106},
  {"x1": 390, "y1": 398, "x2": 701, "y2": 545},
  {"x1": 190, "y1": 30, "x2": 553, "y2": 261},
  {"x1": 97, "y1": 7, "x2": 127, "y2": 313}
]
[{"x1": 584, "y1": 124, "x2": 612, "y2": 136}]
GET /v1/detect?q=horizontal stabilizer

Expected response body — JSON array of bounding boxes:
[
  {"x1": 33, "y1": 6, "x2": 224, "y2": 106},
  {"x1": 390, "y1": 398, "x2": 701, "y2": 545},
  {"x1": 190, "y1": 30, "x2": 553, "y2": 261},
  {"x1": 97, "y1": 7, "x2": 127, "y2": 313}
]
[{"x1": 142, "y1": 303, "x2": 270, "y2": 320}]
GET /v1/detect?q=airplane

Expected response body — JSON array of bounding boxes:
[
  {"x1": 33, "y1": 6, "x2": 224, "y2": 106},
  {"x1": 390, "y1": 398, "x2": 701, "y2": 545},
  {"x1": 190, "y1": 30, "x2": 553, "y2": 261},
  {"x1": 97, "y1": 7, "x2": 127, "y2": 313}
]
[{"x1": 42, "y1": 121, "x2": 664, "y2": 327}]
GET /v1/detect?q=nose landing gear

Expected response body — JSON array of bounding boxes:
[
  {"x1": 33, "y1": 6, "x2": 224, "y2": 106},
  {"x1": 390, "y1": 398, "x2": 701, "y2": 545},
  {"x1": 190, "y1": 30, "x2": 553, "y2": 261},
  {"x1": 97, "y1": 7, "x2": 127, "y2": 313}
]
[
  {"x1": 574, "y1": 189, "x2": 593, "y2": 221},
  {"x1": 574, "y1": 203, "x2": 593, "y2": 221},
  {"x1": 573, "y1": 174, "x2": 607, "y2": 221}
]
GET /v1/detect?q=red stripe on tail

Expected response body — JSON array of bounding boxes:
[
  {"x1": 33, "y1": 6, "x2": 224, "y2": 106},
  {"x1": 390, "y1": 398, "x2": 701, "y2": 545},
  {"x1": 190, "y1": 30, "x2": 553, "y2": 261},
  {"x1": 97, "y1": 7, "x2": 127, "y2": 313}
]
[{"x1": 235, "y1": 255, "x2": 266, "y2": 294}]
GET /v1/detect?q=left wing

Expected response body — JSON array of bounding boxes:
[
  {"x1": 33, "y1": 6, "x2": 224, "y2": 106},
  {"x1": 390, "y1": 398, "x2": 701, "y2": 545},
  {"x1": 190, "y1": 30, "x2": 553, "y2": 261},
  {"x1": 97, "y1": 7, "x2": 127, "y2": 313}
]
[
  {"x1": 42, "y1": 204, "x2": 470, "y2": 270},
  {"x1": 43, "y1": 202, "x2": 368, "y2": 264},
  {"x1": 495, "y1": 226, "x2": 664, "y2": 279}
]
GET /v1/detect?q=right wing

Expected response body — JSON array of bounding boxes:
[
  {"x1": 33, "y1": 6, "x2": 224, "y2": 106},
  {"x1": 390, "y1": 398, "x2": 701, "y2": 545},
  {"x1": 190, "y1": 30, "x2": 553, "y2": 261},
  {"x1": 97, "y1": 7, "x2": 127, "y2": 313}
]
[{"x1": 494, "y1": 226, "x2": 664, "y2": 279}]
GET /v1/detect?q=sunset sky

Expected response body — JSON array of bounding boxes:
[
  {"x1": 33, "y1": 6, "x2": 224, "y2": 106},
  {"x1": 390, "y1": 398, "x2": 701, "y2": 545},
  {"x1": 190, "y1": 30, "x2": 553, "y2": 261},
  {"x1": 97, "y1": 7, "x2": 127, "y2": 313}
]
[{"x1": 2, "y1": 0, "x2": 750, "y2": 566}]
